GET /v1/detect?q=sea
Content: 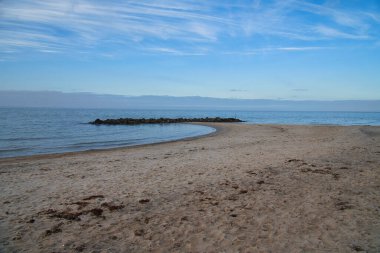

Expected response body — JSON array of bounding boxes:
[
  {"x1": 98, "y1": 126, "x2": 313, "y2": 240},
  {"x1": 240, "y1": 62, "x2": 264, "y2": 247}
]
[{"x1": 1, "y1": 107, "x2": 380, "y2": 158}]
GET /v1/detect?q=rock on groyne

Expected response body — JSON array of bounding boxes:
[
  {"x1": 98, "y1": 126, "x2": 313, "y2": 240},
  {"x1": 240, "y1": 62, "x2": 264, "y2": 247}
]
[{"x1": 89, "y1": 117, "x2": 243, "y2": 125}]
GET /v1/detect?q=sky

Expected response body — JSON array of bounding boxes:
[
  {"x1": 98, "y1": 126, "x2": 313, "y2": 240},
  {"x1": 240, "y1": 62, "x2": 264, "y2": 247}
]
[{"x1": 0, "y1": 0, "x2": 380, "y2": 100}]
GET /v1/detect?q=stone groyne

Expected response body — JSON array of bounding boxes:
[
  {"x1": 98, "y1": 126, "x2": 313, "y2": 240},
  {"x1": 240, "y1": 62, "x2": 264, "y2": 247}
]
[{"x1": 89, "y1": 117, "x2": 243, "y2": 125}]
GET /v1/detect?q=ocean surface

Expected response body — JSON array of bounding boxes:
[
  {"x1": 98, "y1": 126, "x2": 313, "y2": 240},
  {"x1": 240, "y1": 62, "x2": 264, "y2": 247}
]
[{"x1": 1, "y1": 107, "x2": 380, "y2": 158}]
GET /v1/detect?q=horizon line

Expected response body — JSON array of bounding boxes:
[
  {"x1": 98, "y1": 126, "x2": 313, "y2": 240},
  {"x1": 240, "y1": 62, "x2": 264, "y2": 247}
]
[{"x1": 2, "y1": 89, "x2": 380, "y2": 102}]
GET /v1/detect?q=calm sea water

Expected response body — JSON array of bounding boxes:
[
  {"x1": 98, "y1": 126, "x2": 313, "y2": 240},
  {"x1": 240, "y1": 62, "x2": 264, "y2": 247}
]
[{"x1": 1, "y1": 107, "x2": 380, "y2": 158}]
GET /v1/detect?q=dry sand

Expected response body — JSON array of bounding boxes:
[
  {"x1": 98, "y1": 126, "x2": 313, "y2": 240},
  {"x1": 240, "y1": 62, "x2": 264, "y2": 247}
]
[{"x1": 0, "y1": 123, "x2": 379, "y2": 253}]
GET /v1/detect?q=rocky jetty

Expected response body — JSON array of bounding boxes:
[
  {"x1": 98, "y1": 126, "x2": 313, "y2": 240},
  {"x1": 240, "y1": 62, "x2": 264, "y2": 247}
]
[{"x1": 89, "y1": 117, "x2": 243, "y2": 125}]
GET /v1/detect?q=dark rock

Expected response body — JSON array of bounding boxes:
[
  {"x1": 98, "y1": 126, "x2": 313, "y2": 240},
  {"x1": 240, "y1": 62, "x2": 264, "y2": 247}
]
[
  {"x1": 51, "y1": 210, "x2": 82, "y2": 221},
  {"x1": 89, "y1": 117, "x2": 244, "y2": 125},
  {"x1": 134, "y1": 229, "x2": 144, "y2": 236},
  {"x1": 82, "y1": 195, "x2": 104, "y2": 200},
  {"x1": 336, "y1": 201, "x2": 354, "y2": 210},
  {"x1": 287, "y1": 159, "x2": 302, "y2": 163},
  {"x1": 351, "y1": 244, "x2": 364, "y2": 252},
  {"x1": 74, "y1": 244, "x2": 86, "y2": 252},
  {"x1": 139, "y1": 199, "x2": 150, "y2": 204},
  {"x1": 88, "y1": 208, "x2": 103, "y2": 217},
  {"x1": 101, "y1": 202, "x2": 125, "y2": 211},
  {"x1": 45, "y1": 222, "x2": 63, "y2": 236},
  {"x1": 227, "y1": 195, "x2": 238, "y2": 201}
]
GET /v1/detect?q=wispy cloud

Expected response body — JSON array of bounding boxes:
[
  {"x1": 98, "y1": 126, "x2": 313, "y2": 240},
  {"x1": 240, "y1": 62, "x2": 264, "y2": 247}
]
[
  {"x1": 314, "y1": 25, "x2": 369, "y2": 40},
  {"x1": 0, "y1": 1, "x2": 226, "y2": 53},
  {"x1": 223, "y1": 46, "x2": 331, "y2": 55},
  {"x1": 276, "y1": 46, "x2": 331, "y2": 51},
  {"x1": 0, "y1": 0, "x2": 379, "y2": 58},
  {"x1": 144, "y1": 47, "x2": 207, "y2": 56},
  {"x1": 240, "y1": 0, "x2": 379, "y2": 41}
]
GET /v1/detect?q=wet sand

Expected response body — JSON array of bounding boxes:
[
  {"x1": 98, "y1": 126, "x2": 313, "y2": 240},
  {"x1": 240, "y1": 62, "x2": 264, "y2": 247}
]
[{"x1": 0, "y1": 123, "x2": 379, "y2": 252}]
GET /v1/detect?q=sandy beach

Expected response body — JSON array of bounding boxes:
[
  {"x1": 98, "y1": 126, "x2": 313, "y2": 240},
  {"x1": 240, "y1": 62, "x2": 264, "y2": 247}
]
[{"x1": 0, "y1": 123, "x2": 379, "y2": 252}]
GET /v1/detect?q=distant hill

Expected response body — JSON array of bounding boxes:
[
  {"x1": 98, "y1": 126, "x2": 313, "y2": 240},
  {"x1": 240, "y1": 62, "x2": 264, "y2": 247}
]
[{"x1": 0, "y1": 90, "x2": 379, "y2": 112}]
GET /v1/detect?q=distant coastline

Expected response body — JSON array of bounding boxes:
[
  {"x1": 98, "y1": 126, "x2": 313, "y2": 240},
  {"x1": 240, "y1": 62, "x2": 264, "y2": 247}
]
[{"x1": 1, "y1": 91, "x2": 380, "y2": 112}]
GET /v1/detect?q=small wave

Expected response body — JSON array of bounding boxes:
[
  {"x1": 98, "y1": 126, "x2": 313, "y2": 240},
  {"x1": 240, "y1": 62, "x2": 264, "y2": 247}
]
[
  {"x1": 0, "y1": 147, "x2": 30, "y2": 153},
  {"x1": 69, "y1": 139, "x2": 143, "y2": 147},
  {"x1": 66, "y1": 141, "x2": 142, "y2": 150},
  {"x1": 0, "y1": 136, "x2": 52, "y2": 141}
]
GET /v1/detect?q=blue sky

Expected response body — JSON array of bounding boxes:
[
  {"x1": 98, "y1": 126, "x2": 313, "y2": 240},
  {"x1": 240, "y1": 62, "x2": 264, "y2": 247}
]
[{"x1": 0, "y1": 0, "x2": 379, "y2": 100}]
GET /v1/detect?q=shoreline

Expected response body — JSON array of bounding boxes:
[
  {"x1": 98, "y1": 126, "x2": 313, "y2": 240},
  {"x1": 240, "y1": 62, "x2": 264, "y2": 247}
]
[
  {"x1": 1, "y1": 122, "x2": 372, "y2": 163},
  {"x1": 1, "y1": 123, "x2": 379, "y2": 252},
  {"x1": 0, "y1": 123, "x2": 223, "y2": 163}
]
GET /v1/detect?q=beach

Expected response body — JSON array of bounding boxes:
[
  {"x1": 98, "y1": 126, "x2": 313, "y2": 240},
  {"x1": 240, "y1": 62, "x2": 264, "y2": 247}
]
[{"x1": 1, "y1": 123, "x2": 379, "y2": 252}]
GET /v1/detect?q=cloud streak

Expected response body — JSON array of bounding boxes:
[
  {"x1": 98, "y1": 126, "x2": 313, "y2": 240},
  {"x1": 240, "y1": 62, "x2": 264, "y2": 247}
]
[
  {"x1": 222, "y1": 46, "x2": 332, "y2": 55},
  {"x1": 0, "y1": 0, "x2": 379, "y2": 57}
]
